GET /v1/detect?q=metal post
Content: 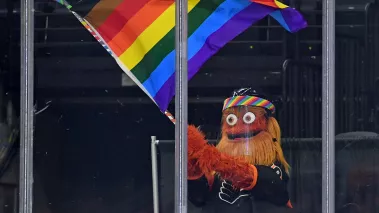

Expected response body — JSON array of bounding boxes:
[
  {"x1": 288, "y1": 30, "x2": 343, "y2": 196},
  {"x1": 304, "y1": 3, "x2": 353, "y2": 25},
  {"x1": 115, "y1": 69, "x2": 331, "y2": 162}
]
[
  {"x1": 175, "y1": 0, "x2": 188, "y2": 212},
  {"x1": 20, "y1": 0, "x2": 34, "y2": 212},
  {"x1": 151, "y1": 136, "x2": 160, "y2": 213},
  {"x1": 322, "y1": 0, "x2": 335, "y2": 212}
]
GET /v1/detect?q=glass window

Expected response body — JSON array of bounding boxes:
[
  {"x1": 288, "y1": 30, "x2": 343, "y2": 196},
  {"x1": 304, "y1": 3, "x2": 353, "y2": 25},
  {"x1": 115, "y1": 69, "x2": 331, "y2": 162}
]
[
  {"x1": 12, "y1": 0, "x2": 379, "y2": 212},
  {"x1": 31, "y1": 1, "x2": 174, "y2": 213},
  {"x1": 0, "y1": 0, "x2": 20, "y2": 212},
  {"x1": 335, "y1": 2, "x2": 379, "y2": 212},
  {"x1": 31, "y1": 0, "x2": 323, "y2": 212},
  {"x1": 162, "y1": 2, "x2": 323, "y2": 213}
]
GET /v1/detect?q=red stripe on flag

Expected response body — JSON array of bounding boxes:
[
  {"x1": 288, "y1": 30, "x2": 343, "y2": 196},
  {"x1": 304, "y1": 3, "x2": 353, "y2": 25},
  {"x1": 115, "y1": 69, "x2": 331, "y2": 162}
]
[
  {"x1": 95, "y1": 0, "x2": 152, "y2": 43},
  {"x1": 251, "y1": 0, "x2": 280, "y2": 8}
]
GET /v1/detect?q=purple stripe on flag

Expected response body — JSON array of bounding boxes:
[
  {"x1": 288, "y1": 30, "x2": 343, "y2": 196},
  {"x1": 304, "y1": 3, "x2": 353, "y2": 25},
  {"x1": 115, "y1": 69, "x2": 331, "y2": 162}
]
[
  {"x1": 155, "y1": 74, "x2": 175, "y2": 112},
  {"x1": 154, "y1": 3, "x2": 305, "y2": 112},
  {"x1": 280, "y1": 7, "x2": 308, "y2": 33}
]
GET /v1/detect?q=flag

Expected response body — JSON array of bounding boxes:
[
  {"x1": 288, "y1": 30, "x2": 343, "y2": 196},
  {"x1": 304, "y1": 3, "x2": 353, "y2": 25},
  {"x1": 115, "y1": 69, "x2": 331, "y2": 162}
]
[{"x1": 56, "y1": 0, "x2": 307, "y2": 113}]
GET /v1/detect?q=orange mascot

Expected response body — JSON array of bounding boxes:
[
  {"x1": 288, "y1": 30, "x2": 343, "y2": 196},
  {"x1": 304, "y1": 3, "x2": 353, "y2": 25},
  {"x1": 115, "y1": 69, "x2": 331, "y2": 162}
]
[{"x1": 187, "y1": 88, "x2": 293, "y2": 213}]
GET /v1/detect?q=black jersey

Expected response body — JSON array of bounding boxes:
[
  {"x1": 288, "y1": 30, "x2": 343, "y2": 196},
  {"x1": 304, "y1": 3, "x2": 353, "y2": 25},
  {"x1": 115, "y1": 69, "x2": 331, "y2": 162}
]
[{"x1": 188, "y1": 164, "x2": 295, "y2": 213}]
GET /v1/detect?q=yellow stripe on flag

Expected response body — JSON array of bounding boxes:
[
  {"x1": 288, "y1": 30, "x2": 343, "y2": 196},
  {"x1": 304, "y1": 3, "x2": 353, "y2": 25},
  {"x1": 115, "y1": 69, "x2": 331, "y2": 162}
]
[
  {"x1": 119, "y1": 0, "x2": 200, "y2": 70},
  {"x1": 274, "y1": 0, "x2": 288, "y2": 9}
]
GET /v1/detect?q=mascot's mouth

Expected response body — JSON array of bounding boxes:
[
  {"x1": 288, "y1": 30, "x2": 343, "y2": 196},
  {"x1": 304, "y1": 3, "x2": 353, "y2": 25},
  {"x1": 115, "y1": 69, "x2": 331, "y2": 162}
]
[{"x1": 227, "y1": 131, "x2": 261, "y2": 141}]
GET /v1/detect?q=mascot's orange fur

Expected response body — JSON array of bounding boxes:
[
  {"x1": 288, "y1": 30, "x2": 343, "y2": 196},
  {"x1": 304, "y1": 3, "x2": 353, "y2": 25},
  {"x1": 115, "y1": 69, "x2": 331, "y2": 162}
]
[
  {"x1": 187, "y1": 107, "x2": 289, "y2": 190},
  {"x1": 187, "y1": 88, "x2": 293, "y2": 210}
]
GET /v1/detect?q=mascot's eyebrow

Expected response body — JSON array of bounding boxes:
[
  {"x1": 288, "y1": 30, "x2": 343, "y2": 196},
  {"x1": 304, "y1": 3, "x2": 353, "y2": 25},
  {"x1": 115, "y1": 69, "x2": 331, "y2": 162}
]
[{"x1": 222, "y1": 108, "x2": 236, "y2": 114}]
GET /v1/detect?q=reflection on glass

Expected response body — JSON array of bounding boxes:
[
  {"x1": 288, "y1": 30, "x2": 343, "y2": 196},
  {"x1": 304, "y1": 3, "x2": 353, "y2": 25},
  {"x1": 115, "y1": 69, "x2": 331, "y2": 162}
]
[
  {"x1": 335, "y1": 2, "x2": 379, "y2": 213},
  {"x1": 0, "y1": 98, "x2": 19, "y2": 213},
  {"x1": 0, "y1": 0, "x2": 20, "y2": 211}
]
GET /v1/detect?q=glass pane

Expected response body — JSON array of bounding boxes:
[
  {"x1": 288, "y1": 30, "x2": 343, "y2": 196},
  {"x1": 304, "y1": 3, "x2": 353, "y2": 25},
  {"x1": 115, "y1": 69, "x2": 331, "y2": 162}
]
[
  {"x1": 31, "y1": 0, "x2": 324, "y2": 213},
  {"x1": 161, "y1": 2, "x2": 322, "y2": 213},
  {"x1": 0, "y1": 0, "x2": 20, "y2": 212},
  {"x1": 32, "y1": 1, "x2": 175, "y2": 213},
  {"x1": 335, "y1": 1, "x2": 379, "y2": 212}
]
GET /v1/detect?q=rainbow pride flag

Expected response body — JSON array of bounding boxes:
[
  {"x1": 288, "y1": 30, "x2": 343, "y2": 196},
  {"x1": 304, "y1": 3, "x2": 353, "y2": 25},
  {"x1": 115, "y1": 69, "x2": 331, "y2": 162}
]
[{"x1": 56, "y1": 0, "x2": 307, "y2": 113}]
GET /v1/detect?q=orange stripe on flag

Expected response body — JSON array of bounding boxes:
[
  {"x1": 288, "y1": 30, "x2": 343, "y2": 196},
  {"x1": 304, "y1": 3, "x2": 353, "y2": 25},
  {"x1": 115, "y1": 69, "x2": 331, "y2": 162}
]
[
  {"x1": 251, "y1": 0, "x2": 279, "y2": 8},
  {"x1": 107, "y1": 0, "x2": 174, "y2": 56}
]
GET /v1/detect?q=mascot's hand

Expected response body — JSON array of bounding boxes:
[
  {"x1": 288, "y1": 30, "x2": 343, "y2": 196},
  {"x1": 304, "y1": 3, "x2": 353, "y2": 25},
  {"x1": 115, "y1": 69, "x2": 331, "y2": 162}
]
[
  {"x1": 216, "y1": 163, "x2": 258, "y2": 190},
  {"x1": 218, "y1": 180, "x2": 250, "y2": 204},
  {"x1": 194, "y1": 147, "x2": 258, "y2": 190},
  {"x1": 187, "y1": 125, "x2": 258, "y2": 190}
]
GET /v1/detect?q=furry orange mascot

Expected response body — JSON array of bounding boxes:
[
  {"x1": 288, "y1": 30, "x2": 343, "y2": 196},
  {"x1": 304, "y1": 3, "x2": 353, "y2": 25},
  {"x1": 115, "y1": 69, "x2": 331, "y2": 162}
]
[{"x1": 187, "y1": 88, "x2": 293, "y2": 213}]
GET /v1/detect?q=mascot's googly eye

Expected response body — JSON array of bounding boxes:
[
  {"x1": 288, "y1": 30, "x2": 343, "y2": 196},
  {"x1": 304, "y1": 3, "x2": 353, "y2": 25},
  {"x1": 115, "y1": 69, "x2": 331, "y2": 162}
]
[
  {"x1": 226, "y1": 114, "x2": 238, "y2": 126},
  {"x1": 243, "y1": 112, "x2": 256, "y2": 124}
]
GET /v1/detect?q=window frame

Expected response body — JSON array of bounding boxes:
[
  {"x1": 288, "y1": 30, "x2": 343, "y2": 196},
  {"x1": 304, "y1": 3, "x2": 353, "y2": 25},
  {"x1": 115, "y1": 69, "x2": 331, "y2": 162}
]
[{"x1": 18, "y1": 0, "x2": 337, "y2": 213}]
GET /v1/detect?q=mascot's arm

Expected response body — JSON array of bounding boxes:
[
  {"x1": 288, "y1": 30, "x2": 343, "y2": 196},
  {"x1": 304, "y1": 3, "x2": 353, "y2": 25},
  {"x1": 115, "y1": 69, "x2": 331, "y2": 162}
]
[
  {"x1": 187, "y1": 125, "x2": 292, "y2": 208},
  {"x1": 252, "y1": 165, "x2": 292, "y2": 208},
  {"x1": 187, "y1": 125, "x2": 258, "y2": 190}
]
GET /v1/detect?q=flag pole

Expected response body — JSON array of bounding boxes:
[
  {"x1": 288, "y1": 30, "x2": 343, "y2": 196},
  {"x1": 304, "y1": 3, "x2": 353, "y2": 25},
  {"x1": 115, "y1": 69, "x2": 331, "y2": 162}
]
[
  {"x1": 164, "y1": 111, "x2": 176, "y2": 124},
  {"x1": 175, "y1": 0, "x2": 188, "y2": 213}
]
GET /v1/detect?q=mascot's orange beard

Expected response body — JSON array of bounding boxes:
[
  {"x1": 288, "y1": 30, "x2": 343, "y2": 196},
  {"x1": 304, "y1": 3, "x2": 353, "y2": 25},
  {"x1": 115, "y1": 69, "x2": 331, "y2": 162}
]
[
  {"x1": 216, "y1": 131, "x2": 277, "y2": 167},
  {"x1": 216, "y1": 106, "x2": 290, "y2": 173}
]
